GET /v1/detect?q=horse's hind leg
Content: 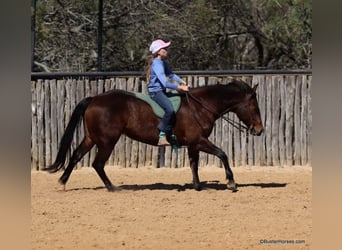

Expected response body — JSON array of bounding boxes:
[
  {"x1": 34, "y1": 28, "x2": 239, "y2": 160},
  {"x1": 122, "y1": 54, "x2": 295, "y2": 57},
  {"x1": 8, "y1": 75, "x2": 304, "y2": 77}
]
[
  {"x1": 187, "y1": 147, "x2": 201, "y2": 191},
  {"x1": 92, "y1": 143, "x2": 116, "y2": 191},
  {"x1": 59, "y1": 136, "x2": 94, "y2": 187}
]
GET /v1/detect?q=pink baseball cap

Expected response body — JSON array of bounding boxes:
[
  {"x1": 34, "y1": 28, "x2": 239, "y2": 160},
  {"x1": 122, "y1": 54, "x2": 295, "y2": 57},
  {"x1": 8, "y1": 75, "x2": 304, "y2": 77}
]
[{"x1": 149, "y1": 39, "x2": 171, "y2": 54}]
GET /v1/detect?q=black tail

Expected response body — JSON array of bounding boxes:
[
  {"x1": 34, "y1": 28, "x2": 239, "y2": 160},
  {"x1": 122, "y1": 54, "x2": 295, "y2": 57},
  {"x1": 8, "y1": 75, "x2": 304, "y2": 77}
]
[{"x1": 43, "y1": 97, "x2": 93, "y2": 173}]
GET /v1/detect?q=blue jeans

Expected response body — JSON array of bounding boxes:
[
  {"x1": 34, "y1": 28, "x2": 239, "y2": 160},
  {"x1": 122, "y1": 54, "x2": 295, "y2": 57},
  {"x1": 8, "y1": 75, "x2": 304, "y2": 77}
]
[{"x1": 149, "y1": 91, "x2": 175, "y2": 135}]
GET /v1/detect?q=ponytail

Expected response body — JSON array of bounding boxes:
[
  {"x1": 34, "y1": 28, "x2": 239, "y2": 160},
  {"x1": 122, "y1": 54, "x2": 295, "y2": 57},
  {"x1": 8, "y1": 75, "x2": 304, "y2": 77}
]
[{"x1": 144, "y1": 54, "x2": 157, "y2": 84}]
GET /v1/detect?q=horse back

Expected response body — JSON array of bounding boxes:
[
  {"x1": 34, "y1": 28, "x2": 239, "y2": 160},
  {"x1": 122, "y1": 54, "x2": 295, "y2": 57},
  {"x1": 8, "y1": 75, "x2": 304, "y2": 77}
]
[{"x1": 84, "y1": 90, "x2": 161, "y2": 144}]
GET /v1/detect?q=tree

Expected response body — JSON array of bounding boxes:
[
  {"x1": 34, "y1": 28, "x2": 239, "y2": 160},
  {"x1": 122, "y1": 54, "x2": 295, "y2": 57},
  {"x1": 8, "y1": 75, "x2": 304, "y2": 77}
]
[{"x1": 32, "y1": 0, "x2": 312, "y2": 72}]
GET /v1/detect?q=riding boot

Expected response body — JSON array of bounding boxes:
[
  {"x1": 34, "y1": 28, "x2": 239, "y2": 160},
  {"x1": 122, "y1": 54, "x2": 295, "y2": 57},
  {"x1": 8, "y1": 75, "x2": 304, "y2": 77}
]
[
  {"x1": 158, "y1": 131, "x2": 170, "y2": 146},
  {"x1": 158, "y1": 135, "x2": 170, "y2": 146}
]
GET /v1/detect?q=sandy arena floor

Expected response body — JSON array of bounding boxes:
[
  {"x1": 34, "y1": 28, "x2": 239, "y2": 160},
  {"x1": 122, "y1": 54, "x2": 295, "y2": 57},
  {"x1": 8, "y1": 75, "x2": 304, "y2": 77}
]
[{"x1": 31, "y1": 165, "x2": 312, "y2": 249}]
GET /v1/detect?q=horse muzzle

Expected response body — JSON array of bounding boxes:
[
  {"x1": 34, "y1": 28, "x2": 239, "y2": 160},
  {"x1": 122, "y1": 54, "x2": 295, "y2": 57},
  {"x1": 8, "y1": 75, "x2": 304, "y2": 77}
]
[{"x1": 249, "y1": 125, "x2": 264, "y2": 136}]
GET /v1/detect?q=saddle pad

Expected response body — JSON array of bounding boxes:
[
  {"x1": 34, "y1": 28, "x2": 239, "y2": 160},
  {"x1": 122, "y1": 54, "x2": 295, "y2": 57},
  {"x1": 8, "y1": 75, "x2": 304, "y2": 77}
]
[{"x1": 135, "y1": 92, "x2": 181, "y2": 118}]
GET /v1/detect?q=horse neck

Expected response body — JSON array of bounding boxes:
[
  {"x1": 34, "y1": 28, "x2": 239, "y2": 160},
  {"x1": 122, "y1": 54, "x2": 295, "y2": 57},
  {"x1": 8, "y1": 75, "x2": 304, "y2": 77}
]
[{"x1": 192, "y1": 86, "x2": 245, "y2": 117}]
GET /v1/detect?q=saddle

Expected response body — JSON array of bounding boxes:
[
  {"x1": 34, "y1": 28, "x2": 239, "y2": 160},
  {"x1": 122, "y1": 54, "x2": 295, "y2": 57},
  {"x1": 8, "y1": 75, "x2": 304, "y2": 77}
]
[
  {"x1": 134, "y1": 92, "x2": 181, "y2": 118},
  {"x1": 134, "y1": 92, "x2": 181, "y2": 153}
]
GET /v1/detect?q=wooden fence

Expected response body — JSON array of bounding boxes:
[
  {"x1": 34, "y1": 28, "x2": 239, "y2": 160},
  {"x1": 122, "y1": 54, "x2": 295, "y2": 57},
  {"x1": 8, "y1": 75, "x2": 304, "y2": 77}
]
[{"x1": 31, "y1": 73, "x2": 312, "y2": 170}]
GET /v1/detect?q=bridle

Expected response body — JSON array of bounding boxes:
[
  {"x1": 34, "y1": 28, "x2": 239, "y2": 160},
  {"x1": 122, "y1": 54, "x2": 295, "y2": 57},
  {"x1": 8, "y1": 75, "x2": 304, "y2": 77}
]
[{"x1": 185, "y1": 91, "x2": 249, "y2": 132}]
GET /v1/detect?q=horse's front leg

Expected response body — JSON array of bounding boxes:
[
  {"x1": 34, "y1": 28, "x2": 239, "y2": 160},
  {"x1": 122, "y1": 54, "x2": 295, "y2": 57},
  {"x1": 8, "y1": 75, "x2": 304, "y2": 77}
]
[
  {"x1": 187, "y1": 147, "x2": 201, "y2": 191},
  {"x1": 197, "y1": 138, "x2": 238, "y2": 192}
]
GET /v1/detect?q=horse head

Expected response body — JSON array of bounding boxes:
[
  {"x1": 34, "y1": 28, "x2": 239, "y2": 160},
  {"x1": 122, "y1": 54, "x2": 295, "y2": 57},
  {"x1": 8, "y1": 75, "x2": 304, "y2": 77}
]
[{"x1": 232, "y1": 83, "x2": 264, "y2": 136}]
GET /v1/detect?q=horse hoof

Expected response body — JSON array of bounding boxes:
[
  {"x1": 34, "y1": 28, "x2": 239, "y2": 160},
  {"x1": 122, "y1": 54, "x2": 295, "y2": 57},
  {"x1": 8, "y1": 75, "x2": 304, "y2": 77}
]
[
  {"x1": 57, "y1": 179, "x2": 67, "y2": 191},
  {"x1": 193, "y1": 183, "x2": 201, "y2": 191},
  {"x1": 227, "y1": 182, "x2": 238, "y2": 192},
  {"x1": 58, "y1": 177, "x2": 68, "y2": 186},
  {"x1": 107, "y1": 185, "x2": 121, "y2": 192}
]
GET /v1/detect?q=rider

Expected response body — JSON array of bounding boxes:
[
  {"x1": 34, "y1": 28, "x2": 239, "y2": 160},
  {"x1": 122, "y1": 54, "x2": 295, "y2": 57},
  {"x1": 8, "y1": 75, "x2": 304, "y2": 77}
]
[{"x1": 145, "y1": 39, "x2": 189, "y2": 146}]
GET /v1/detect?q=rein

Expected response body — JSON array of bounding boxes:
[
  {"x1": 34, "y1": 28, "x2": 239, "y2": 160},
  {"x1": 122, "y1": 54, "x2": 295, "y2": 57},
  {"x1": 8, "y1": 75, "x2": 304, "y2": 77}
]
[{"x1": 185, "y1": 91, "x2": 249, "y2": 132}]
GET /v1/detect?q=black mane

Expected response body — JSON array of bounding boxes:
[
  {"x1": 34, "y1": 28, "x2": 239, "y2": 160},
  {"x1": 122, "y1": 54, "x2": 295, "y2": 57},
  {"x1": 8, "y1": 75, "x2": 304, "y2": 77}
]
[
  {"x1": 191, "y1": 79, "x2": 253, "y2": 94},
  {"x1": 227, "y1": 79, "x2": 253, "y2": 94}
]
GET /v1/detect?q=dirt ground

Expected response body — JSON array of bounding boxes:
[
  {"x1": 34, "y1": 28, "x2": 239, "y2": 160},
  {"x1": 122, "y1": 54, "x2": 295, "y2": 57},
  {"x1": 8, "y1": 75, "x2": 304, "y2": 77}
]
[{"x1": 31, "y1": 165, "x2": 312, "y2": 250}]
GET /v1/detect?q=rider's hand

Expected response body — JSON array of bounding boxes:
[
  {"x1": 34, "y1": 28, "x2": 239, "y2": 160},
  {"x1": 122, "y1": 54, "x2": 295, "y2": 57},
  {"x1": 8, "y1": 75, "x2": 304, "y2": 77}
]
[{"x1": 177, "y1": 85, "x2": 189, "y2": 92}]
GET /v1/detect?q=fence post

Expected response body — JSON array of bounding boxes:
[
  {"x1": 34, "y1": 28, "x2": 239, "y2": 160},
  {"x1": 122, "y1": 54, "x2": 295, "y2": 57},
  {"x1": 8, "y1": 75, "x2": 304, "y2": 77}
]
[{"x1": 31, "y1": 71, "x2": 312, "y2": 169}]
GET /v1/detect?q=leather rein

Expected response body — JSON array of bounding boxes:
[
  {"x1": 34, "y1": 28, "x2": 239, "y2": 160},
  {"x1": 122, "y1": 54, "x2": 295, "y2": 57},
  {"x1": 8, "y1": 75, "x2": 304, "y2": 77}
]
[{"x1": 185, "y1": 91, "x2": 249, "y2": 132}]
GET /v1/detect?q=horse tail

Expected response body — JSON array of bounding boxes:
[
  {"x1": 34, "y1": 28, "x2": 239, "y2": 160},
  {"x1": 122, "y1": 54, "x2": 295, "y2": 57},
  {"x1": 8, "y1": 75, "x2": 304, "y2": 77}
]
[{"x1": 43, "y1": 97, "x2": 93, "y2": 173}]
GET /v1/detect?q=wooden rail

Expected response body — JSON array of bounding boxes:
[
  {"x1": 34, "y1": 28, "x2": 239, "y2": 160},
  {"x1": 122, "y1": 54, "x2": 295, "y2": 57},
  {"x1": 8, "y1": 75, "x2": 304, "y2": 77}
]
[{"x1": 31, "y1": 73, "x2": 312, "y2": 169}]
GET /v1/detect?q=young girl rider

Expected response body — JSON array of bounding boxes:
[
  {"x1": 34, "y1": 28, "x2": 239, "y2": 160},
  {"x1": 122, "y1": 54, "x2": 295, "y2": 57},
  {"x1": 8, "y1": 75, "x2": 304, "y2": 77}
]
[{"x1": 145, "y1": 39, "x2": 189, "y2": 146}]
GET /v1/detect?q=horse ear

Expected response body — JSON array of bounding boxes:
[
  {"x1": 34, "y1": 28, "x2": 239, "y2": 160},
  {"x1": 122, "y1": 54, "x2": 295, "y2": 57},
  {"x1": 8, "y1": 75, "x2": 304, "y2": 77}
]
[{"x1": 252, "y1": 84, "x2": 258, "y2": 93}]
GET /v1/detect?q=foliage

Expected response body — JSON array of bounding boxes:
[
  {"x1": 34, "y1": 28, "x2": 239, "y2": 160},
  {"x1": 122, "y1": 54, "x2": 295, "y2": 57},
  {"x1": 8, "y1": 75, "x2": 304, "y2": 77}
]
[{"x1": 32, "y1": 0, "x2": 312, "y2": 72}]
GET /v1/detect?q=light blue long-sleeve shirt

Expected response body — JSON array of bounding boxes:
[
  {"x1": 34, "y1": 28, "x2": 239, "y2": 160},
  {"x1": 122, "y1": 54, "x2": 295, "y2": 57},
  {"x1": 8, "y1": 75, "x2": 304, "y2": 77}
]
[{"x1": 148, "y1": 58, "x2": 182, "y2": 92}]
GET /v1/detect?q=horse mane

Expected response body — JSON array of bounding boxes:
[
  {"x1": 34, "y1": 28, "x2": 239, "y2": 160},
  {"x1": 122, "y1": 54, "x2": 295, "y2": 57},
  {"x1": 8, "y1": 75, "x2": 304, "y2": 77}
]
[
  {"x1": 227, "y1": 79, "x2": 253, "y2": 94},
  {"x1": 191, "y1": 79, "x2": 253, "y2": 95}
]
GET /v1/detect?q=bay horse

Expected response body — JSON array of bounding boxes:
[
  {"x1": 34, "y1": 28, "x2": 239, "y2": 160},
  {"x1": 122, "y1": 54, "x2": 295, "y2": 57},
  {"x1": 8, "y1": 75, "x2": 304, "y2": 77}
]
[{"x1": 43, "y1": 79, "x2": 264, "y2": 192}]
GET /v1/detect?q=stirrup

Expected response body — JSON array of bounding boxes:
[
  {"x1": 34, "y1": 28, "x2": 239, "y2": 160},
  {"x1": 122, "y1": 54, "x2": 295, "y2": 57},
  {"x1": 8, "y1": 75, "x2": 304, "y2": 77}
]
[{"x1": 169, "y1": 134, "x2": 179, "y2": 154}]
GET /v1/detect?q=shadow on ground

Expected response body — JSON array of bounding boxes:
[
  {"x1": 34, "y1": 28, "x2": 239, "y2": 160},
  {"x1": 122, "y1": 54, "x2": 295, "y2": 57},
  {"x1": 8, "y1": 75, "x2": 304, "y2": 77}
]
[{"x1": 62, "y1": 181, "x2": 287, "y2": 192}]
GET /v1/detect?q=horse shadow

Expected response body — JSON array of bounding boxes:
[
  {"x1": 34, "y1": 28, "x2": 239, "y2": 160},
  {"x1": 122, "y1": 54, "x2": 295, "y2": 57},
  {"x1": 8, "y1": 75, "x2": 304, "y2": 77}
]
[
  {"x1": 63, "y1": 181, "x2": 287, "y2": 192},
  {"x1": 116, "y1": 181, "x2": 287, "y2": 191}
]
